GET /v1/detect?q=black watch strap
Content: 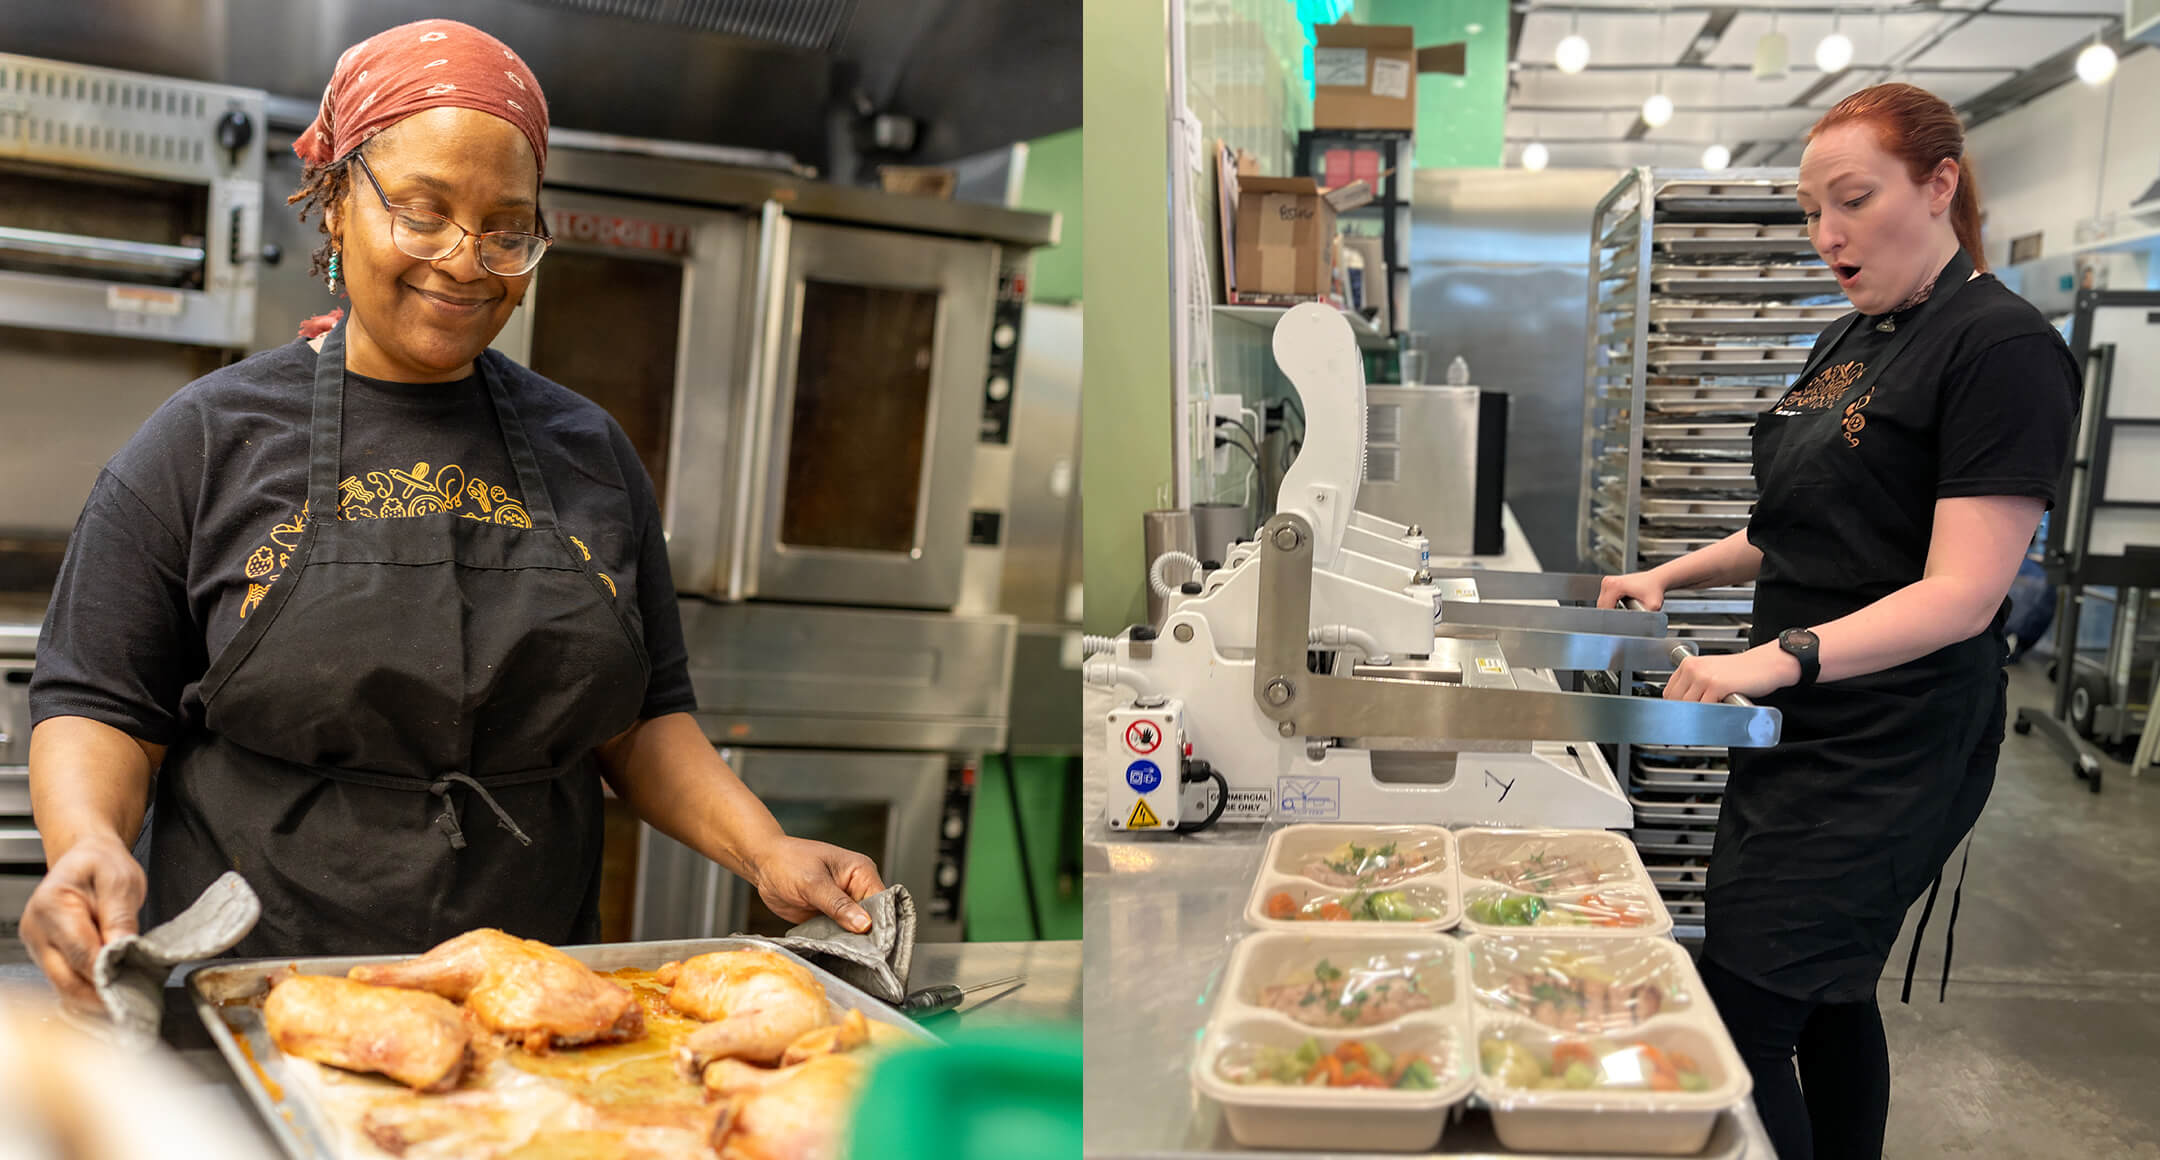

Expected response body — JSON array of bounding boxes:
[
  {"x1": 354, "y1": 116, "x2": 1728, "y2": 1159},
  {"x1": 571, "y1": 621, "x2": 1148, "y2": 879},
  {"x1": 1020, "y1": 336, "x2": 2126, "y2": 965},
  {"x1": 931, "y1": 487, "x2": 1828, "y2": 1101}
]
[{"x1": 1779, "y1": 628, "x2": 1821, "y2": 688}]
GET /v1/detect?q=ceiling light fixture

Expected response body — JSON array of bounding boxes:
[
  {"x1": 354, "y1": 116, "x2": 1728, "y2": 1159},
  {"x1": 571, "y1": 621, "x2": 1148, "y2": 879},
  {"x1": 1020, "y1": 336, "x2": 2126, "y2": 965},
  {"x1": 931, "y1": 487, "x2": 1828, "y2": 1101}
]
[
  {"x1": 1815, "y1": 31, "x2": 1854, "y2": 72},
  {"x1": 1557, "y1": 11, "x2": 1589, "y2": 74},
  {"x1": 1643, "y1": 92, "x2": 1674, "y2": 128},
  {"x1": 2076, "y1": 39, "x2": 2117, "y2": 85},
  {"x1": 1756, "y1": 12, "x2": 1789, "y2": 81},
  {"x1": 1702, "y1": 143, "x2": 1731, "y2": 170},
  {"x1": 1524, "y1": 141, "x2": 1551, "y2": 171}
]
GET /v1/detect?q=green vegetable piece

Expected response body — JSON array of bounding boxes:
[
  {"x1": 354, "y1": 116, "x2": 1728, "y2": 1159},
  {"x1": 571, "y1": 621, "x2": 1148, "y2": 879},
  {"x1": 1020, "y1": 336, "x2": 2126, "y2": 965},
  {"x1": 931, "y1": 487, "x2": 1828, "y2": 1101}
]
[
  {"x1": 1367, "y1": 1043, "x2": 1395, "y2": 1077},
  {"x1": 1679, "y1": 1071, "x2": 1711, "y2": 1093},
  {"x1": 1562, "y1": 1061, "x2": 1598, "y2": 1089},
  {"x1": 1314, "y1": 959, "x2": 1344, "y2": 984},
  {"x1": 1397, "y1": 1057, "x2": 1436, "y2": 1090}
]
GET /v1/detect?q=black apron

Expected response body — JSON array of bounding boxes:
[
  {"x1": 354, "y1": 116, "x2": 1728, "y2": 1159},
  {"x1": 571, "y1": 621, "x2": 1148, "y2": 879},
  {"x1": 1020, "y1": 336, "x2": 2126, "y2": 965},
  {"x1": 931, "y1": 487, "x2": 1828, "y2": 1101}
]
[
  {"x1": 1702, "y1": 250, "x2": 2005, "y2": 1005},
  {"x1": 144, "y1": 321, "x2": 650, "y2": 958}
]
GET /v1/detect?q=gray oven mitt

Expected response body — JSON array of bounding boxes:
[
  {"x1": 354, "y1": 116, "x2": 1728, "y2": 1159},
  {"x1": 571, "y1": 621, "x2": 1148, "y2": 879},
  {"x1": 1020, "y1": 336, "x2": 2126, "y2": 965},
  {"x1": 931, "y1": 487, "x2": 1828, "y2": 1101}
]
[
  {"x1": 761, "y1": 884, "x2": 916, "y2": 1005},
  {"x1": 78, "y1": 871, "x2": 260, "y2": 1049}
]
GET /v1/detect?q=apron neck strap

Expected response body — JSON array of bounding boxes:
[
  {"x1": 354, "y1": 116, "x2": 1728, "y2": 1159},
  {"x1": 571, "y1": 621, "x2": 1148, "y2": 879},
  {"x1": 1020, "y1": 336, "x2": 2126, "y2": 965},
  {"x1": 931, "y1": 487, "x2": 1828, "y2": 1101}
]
[
  {"x1": 1786, "y1": 249, "x2": 1978, "y2": 392},
  {"x1": 307, "y1": 322, "x2": 561, "y2": 528}
]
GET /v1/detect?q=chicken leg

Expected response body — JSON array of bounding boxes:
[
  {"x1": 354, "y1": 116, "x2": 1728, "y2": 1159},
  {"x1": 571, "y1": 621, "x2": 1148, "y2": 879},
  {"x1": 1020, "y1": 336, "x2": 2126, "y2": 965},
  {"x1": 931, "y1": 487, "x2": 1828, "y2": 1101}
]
[
  {"x1": 706, "y1": 1054, "x2": 867, "y2": 1160},
  {"x1": 349, "y1": 928, "x2": 643, "y2": 1053},
  {"x1": 263, "y1": 974, "x2": 471, "y2": 1092},
  {"x1": 664, "y1": 949, "x2": 831, "y2": 1072}
]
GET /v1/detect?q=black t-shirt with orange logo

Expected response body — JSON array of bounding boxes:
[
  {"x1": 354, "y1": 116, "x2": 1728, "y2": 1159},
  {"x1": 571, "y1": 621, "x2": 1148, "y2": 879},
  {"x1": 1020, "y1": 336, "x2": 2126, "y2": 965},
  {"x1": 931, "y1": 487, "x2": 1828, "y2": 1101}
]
[{"x1": 1748, "y1": 274, "x2": 2080, "y2": 610}]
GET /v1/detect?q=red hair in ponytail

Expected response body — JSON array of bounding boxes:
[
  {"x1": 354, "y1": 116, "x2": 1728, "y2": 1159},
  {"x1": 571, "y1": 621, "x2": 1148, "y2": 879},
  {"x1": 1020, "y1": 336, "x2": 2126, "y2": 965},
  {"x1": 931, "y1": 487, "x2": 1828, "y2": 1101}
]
[{"x1": 1809, "y1": 83, "x2": 1987, "y2": 272}]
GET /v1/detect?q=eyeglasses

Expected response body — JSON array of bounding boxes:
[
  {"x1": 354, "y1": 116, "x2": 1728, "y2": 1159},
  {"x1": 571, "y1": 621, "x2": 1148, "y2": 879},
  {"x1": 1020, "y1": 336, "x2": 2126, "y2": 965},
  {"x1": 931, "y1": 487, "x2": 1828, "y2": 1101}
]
[{"x1": 351, "y1": 152, "x2": 552, "y2": 277}]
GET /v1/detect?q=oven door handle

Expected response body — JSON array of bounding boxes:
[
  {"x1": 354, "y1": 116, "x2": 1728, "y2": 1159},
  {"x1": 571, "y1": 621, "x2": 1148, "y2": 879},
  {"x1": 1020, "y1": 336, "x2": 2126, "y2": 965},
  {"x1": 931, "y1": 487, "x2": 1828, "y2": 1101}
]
[{"x1": 0, "y1": 226, "x2": 205, "y2": 278}]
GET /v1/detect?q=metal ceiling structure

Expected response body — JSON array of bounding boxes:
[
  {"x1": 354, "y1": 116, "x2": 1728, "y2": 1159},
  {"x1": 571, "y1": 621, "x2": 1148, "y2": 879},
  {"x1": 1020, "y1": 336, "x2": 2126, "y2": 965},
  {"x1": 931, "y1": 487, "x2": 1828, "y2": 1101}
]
[{"x1": 1504, "y1": 0, "x2": 2145, "y2": 168}]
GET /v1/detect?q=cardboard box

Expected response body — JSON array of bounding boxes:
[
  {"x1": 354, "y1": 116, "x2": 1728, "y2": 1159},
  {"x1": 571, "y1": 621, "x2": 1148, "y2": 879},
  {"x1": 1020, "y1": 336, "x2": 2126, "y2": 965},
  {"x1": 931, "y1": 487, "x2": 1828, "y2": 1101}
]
[
  {"x1": 877, "y1": 165, "x2": 956, "y2": 199},
  {"x1": 1313, "y1": 24, "x2": 1418, "y2": 131},
  {"x1": 1233, "y1": 175, "x2": 1338, "y2": 300}
]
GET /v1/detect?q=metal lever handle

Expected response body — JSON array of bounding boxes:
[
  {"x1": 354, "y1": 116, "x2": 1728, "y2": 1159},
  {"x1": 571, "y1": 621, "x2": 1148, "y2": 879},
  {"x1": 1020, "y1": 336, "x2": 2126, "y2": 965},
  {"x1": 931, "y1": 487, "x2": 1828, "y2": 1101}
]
[{"x1": 1620, "y1": 597, "x2": 1755, "y2": 709}]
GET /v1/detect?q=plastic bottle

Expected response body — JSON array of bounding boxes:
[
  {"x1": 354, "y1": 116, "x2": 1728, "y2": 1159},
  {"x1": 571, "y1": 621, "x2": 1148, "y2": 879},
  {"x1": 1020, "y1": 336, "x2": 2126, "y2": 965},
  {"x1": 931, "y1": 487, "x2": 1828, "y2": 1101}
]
[{"x1": 1446, "y1": 355, "x2": 1470, "y2": 386}]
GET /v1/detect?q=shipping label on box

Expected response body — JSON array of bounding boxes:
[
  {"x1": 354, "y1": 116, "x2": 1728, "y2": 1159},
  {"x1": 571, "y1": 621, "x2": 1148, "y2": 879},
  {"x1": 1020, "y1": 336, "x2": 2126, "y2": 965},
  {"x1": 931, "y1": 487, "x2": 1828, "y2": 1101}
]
[{"x1": 1313, "y1": 23, "x2": 1418, "y2": 131}]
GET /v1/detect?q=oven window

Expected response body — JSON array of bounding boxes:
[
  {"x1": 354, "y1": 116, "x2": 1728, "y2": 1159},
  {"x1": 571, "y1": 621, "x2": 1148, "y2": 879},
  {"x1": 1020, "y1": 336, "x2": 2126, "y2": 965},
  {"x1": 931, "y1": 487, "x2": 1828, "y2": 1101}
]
[
  {"x1": 780, "y1": 280, "x2": 939, "y2": 553},
  {"x1": 527, "y1": 249, "x2": 683, "y2": 508},
  {"x1": 735, "y1": 797, "x2": 892, "y2": 937}
]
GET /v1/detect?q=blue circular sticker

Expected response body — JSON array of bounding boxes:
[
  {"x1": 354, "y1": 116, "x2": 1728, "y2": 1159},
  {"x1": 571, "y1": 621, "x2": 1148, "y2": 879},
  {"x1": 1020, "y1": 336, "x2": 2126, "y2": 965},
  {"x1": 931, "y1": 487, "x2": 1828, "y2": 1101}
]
[{"x1": 1125, "y1": 760, "x2": 1163, "y2": 794}]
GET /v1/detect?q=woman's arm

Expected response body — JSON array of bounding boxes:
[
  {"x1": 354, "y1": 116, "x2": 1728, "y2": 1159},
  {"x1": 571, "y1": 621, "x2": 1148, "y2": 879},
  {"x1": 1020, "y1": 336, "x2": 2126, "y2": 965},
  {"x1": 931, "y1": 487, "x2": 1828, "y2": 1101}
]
[
  {"x1": 1664, "y1": 495, "x2": 2042, "y2": 701},
  {"x1": 595, "y1": 712, "x2": 884, "y2": 931},
  {"x1": 22, "y1": 717, "x2": 165, "y2": 1006},
  {"x1": 1598, "y1": 528, "x2": 1763, "y2": 609}
]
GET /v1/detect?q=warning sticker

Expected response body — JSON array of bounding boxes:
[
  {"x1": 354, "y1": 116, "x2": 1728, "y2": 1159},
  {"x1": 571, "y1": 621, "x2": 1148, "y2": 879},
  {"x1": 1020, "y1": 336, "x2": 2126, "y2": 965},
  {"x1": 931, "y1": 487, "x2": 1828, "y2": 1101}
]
[
  {"x1": 1224, "y1": 789, "x2": 1273, "y2": 820},
  {"x1": 1441, "y1": 578, "x2": 1479, "y2": 602},
  {"x1": 1124, "y1": 719, "x2": 1163, "y2": 755},
  {"x1": 1127, "y1": 798, "x2": 1162, "y2": 829},
  {"x1": 1476, "y1": 657, "x2": 1510, "y2": 676},
  {"x1": 1126, "y1": 760, "x2": 1163, "y2": 794}
]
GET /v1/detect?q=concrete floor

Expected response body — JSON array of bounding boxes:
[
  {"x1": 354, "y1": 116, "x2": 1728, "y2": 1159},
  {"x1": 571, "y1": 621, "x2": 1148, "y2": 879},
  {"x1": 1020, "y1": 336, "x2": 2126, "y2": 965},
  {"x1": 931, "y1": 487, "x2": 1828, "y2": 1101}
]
[{"x1": 1873, "y1": 652, "x2": 2160, "y2": 1159}]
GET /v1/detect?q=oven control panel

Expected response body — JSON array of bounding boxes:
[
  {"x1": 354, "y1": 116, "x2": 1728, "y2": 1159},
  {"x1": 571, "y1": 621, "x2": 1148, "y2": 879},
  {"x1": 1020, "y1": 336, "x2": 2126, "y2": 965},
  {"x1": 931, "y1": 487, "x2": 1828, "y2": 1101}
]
[
  {"x1": 978, "y1": 250, "x2": 1030, "y2": 445},
  {"x1": 928, "y1": 759, "x2": 976, "y2": 924}
]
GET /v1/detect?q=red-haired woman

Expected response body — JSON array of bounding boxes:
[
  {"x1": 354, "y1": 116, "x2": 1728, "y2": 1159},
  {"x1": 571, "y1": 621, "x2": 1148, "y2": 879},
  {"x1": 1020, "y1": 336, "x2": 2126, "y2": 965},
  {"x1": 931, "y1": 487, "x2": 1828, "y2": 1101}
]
[{"x1": 1602, "y1": 84, "x2": 2079, "y2": 1155}]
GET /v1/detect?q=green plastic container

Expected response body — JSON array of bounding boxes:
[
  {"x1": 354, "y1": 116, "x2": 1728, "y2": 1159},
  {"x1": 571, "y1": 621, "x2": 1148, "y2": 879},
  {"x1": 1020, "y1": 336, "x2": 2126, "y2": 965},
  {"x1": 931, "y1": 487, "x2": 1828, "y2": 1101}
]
[{"x1": 848, "y1": 1027, "x2": 1082, "y2": 1160}]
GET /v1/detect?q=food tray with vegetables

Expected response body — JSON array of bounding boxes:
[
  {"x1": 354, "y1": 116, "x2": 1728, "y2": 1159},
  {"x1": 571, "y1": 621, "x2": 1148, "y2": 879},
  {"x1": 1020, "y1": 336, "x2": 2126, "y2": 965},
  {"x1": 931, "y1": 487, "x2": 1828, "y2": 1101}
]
[
  {"x1": 1474, "y1": 1021, "x2": 1750, "y2": 1155},
  {"x1": 1466, "y1": 935, "x2": 1705, "y2": 1037},
  {"x1": 1245, "y1": 824, "x2": 1461, "y2": 934},
  {"x1": 1191, "y1": 932, "x2": 1474, "y2": 1151},
  {"x1": 1457, "y1": 829, "x2": 1672, "y2": 938},
  {"x1": 1464, "y1": 931, "x2": 1745, "y2": 1156}
]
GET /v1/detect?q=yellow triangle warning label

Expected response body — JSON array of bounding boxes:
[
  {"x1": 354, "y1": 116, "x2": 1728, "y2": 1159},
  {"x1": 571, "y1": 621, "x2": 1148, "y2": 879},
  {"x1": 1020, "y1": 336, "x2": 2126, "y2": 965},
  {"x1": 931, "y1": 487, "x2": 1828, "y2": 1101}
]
[{"x1": 1126, "y1": 798, "x2": 1162, "y2": 829}]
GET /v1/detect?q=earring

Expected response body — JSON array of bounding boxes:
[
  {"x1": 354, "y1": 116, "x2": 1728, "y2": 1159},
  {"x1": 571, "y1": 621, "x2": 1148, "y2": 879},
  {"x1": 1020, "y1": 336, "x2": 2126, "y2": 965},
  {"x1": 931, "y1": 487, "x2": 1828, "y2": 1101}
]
[{"x1": 326, "y1": 249, "x2": 341, "y2": 294}]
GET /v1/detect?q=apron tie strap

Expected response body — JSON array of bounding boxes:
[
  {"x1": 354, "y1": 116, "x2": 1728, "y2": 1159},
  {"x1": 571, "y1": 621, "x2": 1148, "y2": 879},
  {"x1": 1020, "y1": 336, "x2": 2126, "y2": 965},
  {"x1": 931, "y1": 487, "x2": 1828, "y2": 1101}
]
[
  {"x1": 1900, "y1": 835, "x2": 1974, "y2": 1004},
  {"x1": 429, "y1": 771, "x2": 534, "y2": 850}
]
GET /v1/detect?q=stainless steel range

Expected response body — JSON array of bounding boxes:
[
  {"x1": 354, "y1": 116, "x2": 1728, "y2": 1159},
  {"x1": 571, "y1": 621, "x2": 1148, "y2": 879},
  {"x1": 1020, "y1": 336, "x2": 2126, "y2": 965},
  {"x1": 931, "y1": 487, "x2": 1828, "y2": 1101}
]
[{"x1": 487, "y1": 147, "x2": 1056, "y2": 943}]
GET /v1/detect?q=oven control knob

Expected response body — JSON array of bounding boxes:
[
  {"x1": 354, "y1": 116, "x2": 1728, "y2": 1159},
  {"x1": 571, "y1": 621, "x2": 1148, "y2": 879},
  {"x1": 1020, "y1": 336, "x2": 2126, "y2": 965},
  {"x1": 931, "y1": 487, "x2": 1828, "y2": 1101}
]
[
  {"x1": 943, "y1": 811, "x2": 964, "y2": 840},
  {"x1": 993, "y1": 323, "x2": 1017, "y2": 350},
  {"x1": 217, "y1": 110, "x2": 254, "y2": 153},
  {"x1": 936, "y1": 860, "x2": 959, "y2": 888}
]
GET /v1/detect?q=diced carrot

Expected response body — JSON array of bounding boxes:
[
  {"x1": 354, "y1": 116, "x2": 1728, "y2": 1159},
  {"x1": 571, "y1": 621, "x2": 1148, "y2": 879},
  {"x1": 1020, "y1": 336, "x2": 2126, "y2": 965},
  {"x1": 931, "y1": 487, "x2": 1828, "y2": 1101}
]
[
  {"x1": 1318, "y1": 902, "x2": 1352, "y2": 921},
  {"x1": 1338, "y1": 1041, "x2": 1370, "y2": 1065},
  {"x1": 1323, "y1": 1055, "x2": 1345, "y2": 1085},
  {"x1": 1552, "y1": 1041, "x2": 1596, "y2": 1071},
  {"x1": 1669, "y1": 1050, "x2": 1700, "y2": 1073},
  {"x1": 1650, "y1": 1072, "x2": 1680, "y2": 1092},
  {"x1": 1266, "y1": 892, "x2": 1297, "y2": 920}
]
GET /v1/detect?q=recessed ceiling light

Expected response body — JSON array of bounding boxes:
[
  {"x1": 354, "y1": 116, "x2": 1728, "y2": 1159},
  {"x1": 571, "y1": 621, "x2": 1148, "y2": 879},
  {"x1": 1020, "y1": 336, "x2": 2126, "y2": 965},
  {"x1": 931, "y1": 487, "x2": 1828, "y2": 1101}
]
[
  {"x1": 2077, "y1": 41, "x2": 2117, "y2": 85},
  {"x1": 1556, "y1": 33, "x2": 1591, "y2": 74},
  {"x1": 1642, "y1": 92, "x2": 1674, "y2": 128}
]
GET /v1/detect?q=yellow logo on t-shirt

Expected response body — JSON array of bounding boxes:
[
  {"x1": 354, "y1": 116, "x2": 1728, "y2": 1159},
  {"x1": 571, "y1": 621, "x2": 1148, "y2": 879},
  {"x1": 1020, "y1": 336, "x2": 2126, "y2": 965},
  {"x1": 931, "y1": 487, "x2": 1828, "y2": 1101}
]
[{"x1": 236, "y1": 461, "x2": 612, "y2": 617}]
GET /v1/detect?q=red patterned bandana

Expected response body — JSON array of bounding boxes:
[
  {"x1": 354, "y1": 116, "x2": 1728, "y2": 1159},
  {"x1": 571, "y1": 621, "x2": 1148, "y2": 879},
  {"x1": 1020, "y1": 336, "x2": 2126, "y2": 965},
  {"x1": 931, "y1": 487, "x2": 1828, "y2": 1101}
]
[{"x1": 295, "y1": 18, "x2": 549, "y2": 175}]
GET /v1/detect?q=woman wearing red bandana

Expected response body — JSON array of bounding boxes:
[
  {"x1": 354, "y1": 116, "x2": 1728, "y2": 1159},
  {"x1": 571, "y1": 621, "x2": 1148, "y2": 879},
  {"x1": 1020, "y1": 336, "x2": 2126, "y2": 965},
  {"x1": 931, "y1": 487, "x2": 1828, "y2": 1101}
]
[{"x1": 22, "y1": 20, "x2": 882, "y2": 1002}]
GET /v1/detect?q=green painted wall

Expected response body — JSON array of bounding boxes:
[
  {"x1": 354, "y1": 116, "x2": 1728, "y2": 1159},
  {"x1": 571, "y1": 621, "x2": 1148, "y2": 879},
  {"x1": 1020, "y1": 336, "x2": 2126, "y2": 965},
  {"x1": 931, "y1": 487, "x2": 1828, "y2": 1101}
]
[
  {"x1": 1358, "y1": 0, "x2": 1509, "y2": 169},
  {"x1": 1016, "y1": 128, "x2": 1082, "y2": 306},
  {"x1": 1082, "y1": 0, "x2": 1175, "y2": 634},
  {"x1": 963, "y1": 756, "x2": 1083, "y2": 941}
]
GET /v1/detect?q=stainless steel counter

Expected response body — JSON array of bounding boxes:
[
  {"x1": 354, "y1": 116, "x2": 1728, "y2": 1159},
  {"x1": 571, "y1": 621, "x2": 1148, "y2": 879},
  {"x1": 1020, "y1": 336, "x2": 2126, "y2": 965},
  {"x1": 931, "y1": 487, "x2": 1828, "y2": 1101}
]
[{"x1": 1081, "y1": 824, "x2": 1774, "y2": 1159}]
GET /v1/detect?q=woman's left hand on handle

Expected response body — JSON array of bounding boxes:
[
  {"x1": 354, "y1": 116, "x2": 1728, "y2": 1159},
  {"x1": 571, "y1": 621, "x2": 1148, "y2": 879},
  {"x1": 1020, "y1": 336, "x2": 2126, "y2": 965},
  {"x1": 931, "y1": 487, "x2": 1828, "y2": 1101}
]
[{"x1": 1663, "y1": 644, "x2": 1801, "y2": 703}]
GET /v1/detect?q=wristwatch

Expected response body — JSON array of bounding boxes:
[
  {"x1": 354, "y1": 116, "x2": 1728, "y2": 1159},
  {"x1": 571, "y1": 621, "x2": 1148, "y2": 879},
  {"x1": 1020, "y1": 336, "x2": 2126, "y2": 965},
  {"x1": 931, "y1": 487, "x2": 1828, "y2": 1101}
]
[{"x1": 1777, "y1": 628, "x2": 1822, "y2": 688}]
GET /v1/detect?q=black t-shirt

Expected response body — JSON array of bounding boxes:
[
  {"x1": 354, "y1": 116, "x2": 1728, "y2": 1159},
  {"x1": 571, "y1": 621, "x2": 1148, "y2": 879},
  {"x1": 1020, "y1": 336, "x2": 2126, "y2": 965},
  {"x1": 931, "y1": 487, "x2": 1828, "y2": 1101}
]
[
  {"x1": 1749, "y1": 274, "x2": 2081, "y2": 604},
  {"x1": 30, "y1": 340, "x2": 697, "y2": 745}
]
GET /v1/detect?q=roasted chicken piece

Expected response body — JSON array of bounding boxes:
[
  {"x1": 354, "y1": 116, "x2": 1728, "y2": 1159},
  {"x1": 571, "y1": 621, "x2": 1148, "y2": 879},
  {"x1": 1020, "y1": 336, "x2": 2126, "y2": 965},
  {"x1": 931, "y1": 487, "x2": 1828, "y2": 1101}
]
[
  {"x1": 704, "y1": 1054, "x2": 868, "y2": 1160},
  {"x1": 350, "y1": 928, "x2": 644, "y2": 1052},
  {"x1": 780, "y1": 1009, "x2": 869, "y2": 1066},
  {"x1": 263, "y1": 974, "x2": 471, "y2": 1092},
  {"x1": 662, "y1": 950, "x2": 831, "y2": 1070}
]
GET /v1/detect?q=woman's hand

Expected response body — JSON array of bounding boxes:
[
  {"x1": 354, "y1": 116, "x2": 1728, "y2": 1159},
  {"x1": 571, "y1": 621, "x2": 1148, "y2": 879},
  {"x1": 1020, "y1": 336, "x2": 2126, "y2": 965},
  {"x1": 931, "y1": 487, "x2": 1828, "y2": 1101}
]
[
  {"x1": 20, "y1": 833, "x2": 144, "y2": 1009},
  {"x1": 748, "y1": 837, "x2": 887, "y2": 933},
  {"x1": 1597, "y1": 570, "x2": 1669, "y2": 611},
  {"x1": 1663, "y1": 644, "x2": 1801, "y2": 703}
]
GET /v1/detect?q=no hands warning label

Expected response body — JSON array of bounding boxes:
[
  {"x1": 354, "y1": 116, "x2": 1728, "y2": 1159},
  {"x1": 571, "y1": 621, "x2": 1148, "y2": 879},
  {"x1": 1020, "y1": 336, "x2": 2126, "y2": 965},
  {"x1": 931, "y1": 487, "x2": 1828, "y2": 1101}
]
[
  {"x1": 1126, "y1": 798, "x2": 1162, "y2": 829},
  {"x1": 1124, "y1": 719, "x2": 1163, "y2": 754}
]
